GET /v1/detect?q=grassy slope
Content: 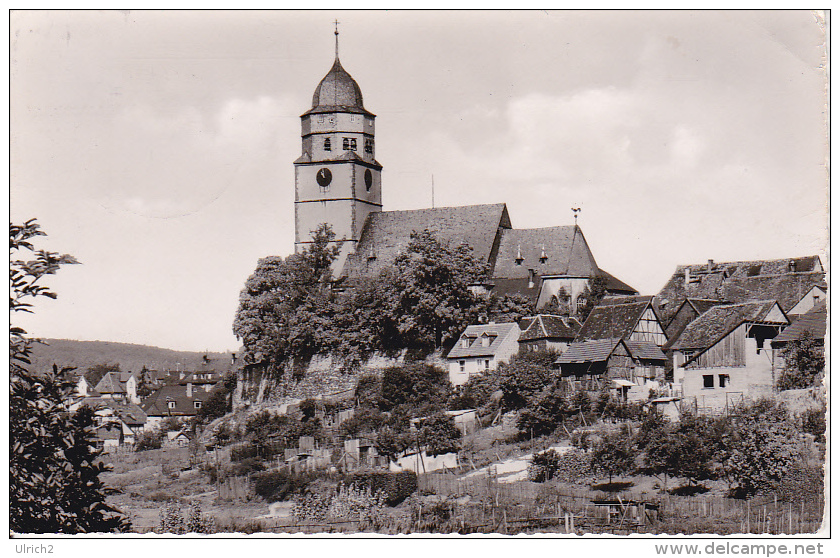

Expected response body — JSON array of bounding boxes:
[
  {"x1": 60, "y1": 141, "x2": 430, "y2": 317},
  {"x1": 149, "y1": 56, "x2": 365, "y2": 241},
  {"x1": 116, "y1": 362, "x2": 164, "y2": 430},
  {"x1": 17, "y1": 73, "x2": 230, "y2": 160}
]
[{"x1": 28, "y1": 338, "x2": 236, "y2": 375}]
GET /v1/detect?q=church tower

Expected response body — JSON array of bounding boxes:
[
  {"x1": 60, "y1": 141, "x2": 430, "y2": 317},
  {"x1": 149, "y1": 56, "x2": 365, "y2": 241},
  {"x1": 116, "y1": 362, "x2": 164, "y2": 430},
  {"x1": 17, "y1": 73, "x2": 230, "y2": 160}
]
[{"x1": 294, "y1": 26, "x2": 382, "y2": 274}]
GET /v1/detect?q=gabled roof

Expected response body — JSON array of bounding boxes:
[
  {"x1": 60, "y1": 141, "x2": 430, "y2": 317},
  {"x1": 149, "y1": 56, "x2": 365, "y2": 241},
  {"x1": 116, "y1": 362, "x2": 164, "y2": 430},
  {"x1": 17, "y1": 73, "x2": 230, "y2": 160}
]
[
  {"x1": 672, "y1": 300, "x2": 788, "y2": 352},
  {"x1": 519, "y1": 314, "x2": 581, "y2": 342},
  {"x1": 342, "y1": 204, "x2": 512, "y2": 279},
  {"x1": 772, "y1": 301, "x2": 826, "y2": 344},
  {"x1": 490, "y1": 277, "x2": 541, "y2": 303},
  {"x1": 556, "y1": 338, "x2": 624, "y2": 364},
  {"x1": 447, "y1": 322, "x2": 520, "y2": 359},
  {"x1": 576, "y1": 301, "x2": 653, "y2": 342},
  {"x1": 94, "y1": 371, "x2": 126, "y2": 394},
  {"x1": 141, "y1": 384, "x2": 209, "y2": 417},
  {"x1": 78, "y1": 397, "x2": 147, "y2": 426},
  {"x1": 654, "y1": 256, "x2": 824, "y2": 322},
  {"x1": 687, "y1": 298, "x2": 727, "y2": 315},
  {"x1": 492, "y1": 225, "x2": 599, "y2": 279},
  {"x1": 625, "y1": 340, "x2": 667, "y2": 361},
  {"x1": 598, "y1": 270, "x2": 639, "y2": 295}
]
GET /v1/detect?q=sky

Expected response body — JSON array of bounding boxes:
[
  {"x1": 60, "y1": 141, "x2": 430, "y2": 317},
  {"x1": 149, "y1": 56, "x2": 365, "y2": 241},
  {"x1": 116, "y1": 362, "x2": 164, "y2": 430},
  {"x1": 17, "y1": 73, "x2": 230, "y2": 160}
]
[{"x1": 10, "y1": 10, "x2": 829, "y2": 353}]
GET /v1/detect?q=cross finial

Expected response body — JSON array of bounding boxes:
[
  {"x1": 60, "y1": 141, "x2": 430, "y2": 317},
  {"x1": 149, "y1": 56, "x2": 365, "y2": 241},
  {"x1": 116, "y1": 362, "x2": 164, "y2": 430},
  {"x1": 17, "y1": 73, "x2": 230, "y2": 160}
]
[
  {"x1": 334, "y1": 19, "x2": 340, "y2": 58},
  {"x1": 571, "y1": 207, "x2": 581, "y2": 225}
]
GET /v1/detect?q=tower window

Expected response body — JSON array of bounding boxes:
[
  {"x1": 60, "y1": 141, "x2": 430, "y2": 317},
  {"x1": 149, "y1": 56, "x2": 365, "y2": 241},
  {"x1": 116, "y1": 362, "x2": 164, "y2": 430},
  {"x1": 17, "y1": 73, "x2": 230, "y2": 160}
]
[
  {"x1": 343, "y1": 138, "x2": 350, "y2": 150},
  {"x1": 350, "y1": 138, "x2": 357, "y2": 151},
  {"x1": 317, "y1": 115, "x2": 324, "y2": 123},
  {"x1": 323, "y1": 138, "x2": 331, "y2": 151},
  {"x1": 350, "y1": 114, "x2": 356, "y2": 122},
  {"x1": 365, "y1": 139, "x2": 373, "y2": 154}
]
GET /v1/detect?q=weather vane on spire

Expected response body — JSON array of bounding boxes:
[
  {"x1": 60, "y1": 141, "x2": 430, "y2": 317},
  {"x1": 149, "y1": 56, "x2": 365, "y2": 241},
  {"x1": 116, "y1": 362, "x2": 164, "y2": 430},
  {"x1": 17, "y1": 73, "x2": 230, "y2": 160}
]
[
  {"x1": 571, "y1": 207, "x2": 581, "y2": 225},
  {"x1": 334, "y1": 19, "x2": 340, "y2": 58}
]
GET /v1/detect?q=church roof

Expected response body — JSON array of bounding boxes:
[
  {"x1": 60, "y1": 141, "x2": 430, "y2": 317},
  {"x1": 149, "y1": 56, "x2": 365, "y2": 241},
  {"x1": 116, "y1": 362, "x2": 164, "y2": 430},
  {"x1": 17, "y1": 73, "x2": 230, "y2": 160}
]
[
  {"x1": 305, "y1": 56, "x2": 373, "y2": 117},
  {"x1": 342, "y1": 204, "x2": 512, "y2": 279},
  {"x1": 492, "y1": 225, "x2": 599, "y2": 279}
]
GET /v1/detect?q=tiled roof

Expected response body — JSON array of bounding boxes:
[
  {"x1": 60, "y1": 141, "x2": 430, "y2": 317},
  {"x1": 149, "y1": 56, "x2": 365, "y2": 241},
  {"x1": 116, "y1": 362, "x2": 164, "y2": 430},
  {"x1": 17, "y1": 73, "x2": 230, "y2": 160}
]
[
  {"x1": 773, "y1": 301, "x2": 826, "y2": 344},
  {"x1": 519, "y1": 314, "x2": 581, "y2": 341},
  {"x1": 447, "y1": 322, "x2": 520, "y2": 359},
  {"x1": 671, "y1": 300, "x2": 785, "y2": 351},
  {"x1": 576, "y1": 301, "x2": 651, "y2": 342},
  {"x1": 94, "y1": 371, "x2": 126, "y2": 394},
  {"x1": 342, "y1": 204, "x2": 511, "y2": 279},
  {"x1": 625, "y1": 340, "x2": 667, "y2": 361},
  {"x1": 490, "y1": 277, "x2": 540, "y2": 302},
  {"x1": 654, "y1": 256, "x2": 824, "y2": 323},
  {"x1": 79, "y1": 397, "x2": 147, "y2": 426},
  {"x1": 141, "y1": 384, "x2": 209, "y2": 417},
  {"x1": 492, "y1": 225, "x2": 599, "y2": 279},
  {"x1": 305, "y1": 56, "x2": 372, "y2": 116},
  {"x1": 556, "y1": 338, "x2": 623, "y2": 364},
  {"x1": 599, "y1": 295, "x2": 654, "y2": 306},
  {"x1": 598, "y1": 269, "x2": 639, "y2": 295},
  {"x1": 687, "y1": 298, "x2": 727, "y2": 315}
]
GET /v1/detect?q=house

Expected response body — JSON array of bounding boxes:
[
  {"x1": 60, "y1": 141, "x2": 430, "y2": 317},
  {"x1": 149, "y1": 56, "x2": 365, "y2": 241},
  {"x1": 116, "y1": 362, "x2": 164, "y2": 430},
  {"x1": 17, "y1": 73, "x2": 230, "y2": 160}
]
[
  {"x1": 446, "y1": 322, "x2": 521, "y2": 386},
  {"x1": 556, "y1": 338, "x2": 668, "y2": 401},
  {"x1": 518, "y1": 314, "x2": 581, "y2": 354},
  {"x1": 786, "y1": 283, "x2": 827, "y2": 317},
  {"x1": 664, "y1": 298, "x2": 727, "y2": 342},
  {"x1": 576, "y1": 296, "x2": 668, "y2": 347},
  {"x1": 69, "y1": 397, "x2": 147, "y2": 448},
  {"x1": 671, "y1": 300, "x2": 789, "y2": 414},
  {"x1": 93, "y1": 371, "x2": 129, "y2": 402},
  {"x1": 141, "y1": 383, "x2": 210, "y2": 431},
  {"x1": 654, "y1": 256, "x2": 824, "y2": 326},
  {"x1": 164, "y1": 429, "x2": 192, "y2": 448}
]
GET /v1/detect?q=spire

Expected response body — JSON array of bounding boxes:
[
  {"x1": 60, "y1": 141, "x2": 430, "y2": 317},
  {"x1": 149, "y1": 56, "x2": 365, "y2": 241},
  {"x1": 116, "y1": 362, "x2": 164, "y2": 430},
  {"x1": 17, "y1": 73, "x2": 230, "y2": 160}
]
[{"x1": 334, "y1": 19, "x2": 340, "y2": 60}]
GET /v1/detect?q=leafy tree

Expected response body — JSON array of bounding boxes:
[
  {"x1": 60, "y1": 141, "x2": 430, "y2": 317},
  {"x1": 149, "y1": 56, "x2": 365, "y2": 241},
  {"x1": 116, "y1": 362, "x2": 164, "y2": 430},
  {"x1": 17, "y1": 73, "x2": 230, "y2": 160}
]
[
  {"x1": 197, "y1": 376, "x2": 235, "y2": 423},
  {"x1": 10, "y1": 220, "x2": 128, "y2": 533},
  {"x1": 339, "y1": 407, "x2": 387, "y2": 439},
  {"x1": 722, "y1": 399, "x2": 801, "y2": 496},
  {"x1": 591, "y1": 432, "x2": 637, "y2": 484},
  {"x1": 379, "y1": 363, "x2": 451, "y2": 415},
  {"x1": 418, "y1": 412, "x2": 461, "y2": 456},
  {"x1": 354, "y1": 373, "x2": 382, "y2": 409},
  {"x1": 777, "y1": 330, "x2": 825, "y2": 390},
  {"x1": 498, "y1": 350, "x2": 559, "y2": 410},
  {"x1": 643, "y1": 428, "x2": 682, "y2": 491},
  {"x1": 517, "y1": 383, "x2": 568, "y2": 437},
  {"x1": 448, "y1": 372, "x2": 501, "y2": 411},
  {"x1": 84, "y1": 363, "x2": 121, "y2": 389},
  {"x1": 375, "y1": 426, "x2": 413, "y2": 462},
  {"x1": 537, "y1": 287, "x2": 571, "y2": 315},
  {"x1": 488, "y1": 292, "x2": 535, "y2": 323},
  {"x1": 801, "y1": 405, "x2": 826, "y2": 444},
  {"x1": 135, "y1": 428, "x2": 164, "y2": 452},
  {"x1": 576, "y1": 274, "x2": 609, "y2": 321},
  {"x1": 377, "y1": 229, "x2": 489, "y2": 354},
  {"x1": 232, "y1": 224, "x2": 340, "y2": 373}
]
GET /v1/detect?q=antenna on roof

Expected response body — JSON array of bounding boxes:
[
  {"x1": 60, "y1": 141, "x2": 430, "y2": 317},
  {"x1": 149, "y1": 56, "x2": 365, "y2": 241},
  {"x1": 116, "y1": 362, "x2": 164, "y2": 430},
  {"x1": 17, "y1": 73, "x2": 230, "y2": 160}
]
[
  {"x1": 571, "y1": 207, "x2": 581, "y2": 225},
  {"x1": 431, "y1": 174, "x2": 435, "y2": 209}
]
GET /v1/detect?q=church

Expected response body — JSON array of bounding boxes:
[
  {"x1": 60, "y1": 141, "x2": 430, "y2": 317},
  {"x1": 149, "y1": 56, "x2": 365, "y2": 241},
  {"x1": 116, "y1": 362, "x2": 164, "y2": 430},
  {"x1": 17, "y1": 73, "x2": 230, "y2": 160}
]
[{"x1": 293, "y1": 31, "x2": 637, "y2": 314}]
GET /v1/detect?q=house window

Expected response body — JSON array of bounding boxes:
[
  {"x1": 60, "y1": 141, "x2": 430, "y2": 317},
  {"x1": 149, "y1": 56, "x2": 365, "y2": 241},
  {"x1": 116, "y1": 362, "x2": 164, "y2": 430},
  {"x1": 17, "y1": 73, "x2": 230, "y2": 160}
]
[
  {"x1": 167, "y1": 400, "x2": 176, "y2": 409},
  {"x1": 719, "y1": 374, "x2": 730, "y2": 388},
  {"x1": 194, "y1": 401, "x2": 202, "y2": 409},
  {"x1": 459, "y1": 361, "x2": 466, "y2": 373},
  {"x1": 323, "y1": 138, "x2": 331, "y2": 151},
  {"x1": 485, "y1": 359, "x2": 490, "y2": 371},
  {"x1": 703, "y1": 375, "x2": 714, "y2": 389}
]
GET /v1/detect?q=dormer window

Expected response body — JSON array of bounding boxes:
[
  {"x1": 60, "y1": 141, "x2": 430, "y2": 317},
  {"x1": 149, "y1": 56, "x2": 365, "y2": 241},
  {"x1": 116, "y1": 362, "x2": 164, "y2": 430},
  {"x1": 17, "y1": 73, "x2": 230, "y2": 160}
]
[
  {"x1": 194, "y1": 401, "x2": 202, "y2": 409},
  {"x1": 481, "y1": 336, "x2": 491, "y2": 347},
  {"x1": 539, "y1": 246, "x2": 548, "y2": 264},
  {"x1": 515, "y1": 245, "x2": 524, "y2": 265},
  {"x1": 324, "y1": 138, "x2": 331, "y2": 151},
  {"x1": 367, "y1": 246, "x2": 377, "y2": 261},
  {"x1": 167, "y1": 400, "x2": 176, "y2": 410},
  {"x1": 461, "y1": 338, "x2": 470, "y2": 348}
]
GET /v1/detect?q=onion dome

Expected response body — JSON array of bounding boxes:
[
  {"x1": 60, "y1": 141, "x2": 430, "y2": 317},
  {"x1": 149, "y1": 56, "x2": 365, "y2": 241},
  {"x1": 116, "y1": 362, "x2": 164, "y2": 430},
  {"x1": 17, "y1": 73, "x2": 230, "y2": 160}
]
[{"x1": 310, "y1": 56, "x2": 368, "y2": 112}]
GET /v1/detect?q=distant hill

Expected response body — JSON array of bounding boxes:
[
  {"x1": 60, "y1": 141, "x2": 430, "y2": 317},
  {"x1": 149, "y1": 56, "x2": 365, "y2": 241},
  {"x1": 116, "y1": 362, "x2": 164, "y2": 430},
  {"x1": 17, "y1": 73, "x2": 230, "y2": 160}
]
[{"x1": 27, "y1": 339, "x2": 238, "y2": 376}]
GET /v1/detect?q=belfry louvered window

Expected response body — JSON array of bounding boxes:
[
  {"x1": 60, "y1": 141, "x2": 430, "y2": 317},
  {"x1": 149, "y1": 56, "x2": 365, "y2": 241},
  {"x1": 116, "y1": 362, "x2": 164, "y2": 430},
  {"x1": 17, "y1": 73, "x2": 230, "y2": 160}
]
[{"x1": 324, "y1": 138, "x2": 331, "y2": 151}]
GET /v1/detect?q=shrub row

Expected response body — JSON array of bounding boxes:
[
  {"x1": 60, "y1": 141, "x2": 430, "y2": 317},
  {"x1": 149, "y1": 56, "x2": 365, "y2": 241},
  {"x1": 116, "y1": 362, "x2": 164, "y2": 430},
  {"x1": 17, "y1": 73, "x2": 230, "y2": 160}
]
[
  {"x1": 528, "y1": 449, "x2": 591, "y2": 484},
  {"x1": 344, "y1": 469, "x2": 417, "y2": 506}
]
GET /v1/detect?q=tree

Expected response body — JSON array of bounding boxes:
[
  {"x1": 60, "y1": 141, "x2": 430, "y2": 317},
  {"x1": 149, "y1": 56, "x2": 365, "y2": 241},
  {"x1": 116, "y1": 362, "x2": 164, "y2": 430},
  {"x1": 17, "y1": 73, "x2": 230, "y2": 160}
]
[
  {"x1": 418, "y1": 412, "x2": 461, "y2": 456},
  {"x1": 10, "y1": 220, "x2": 128, "y2": 533},
  {"x1": 576, "y1": 274, "x2": 609, "y2": 322},
  {"x1": 488, "y1": 292, "x2": 535, "y2": 323},
  {"x1": 497, "y1": 350, "x2": 559, "y2": 411},
  {"x1": 776, "y1": 330, "x2": 824, "y2": 390},
  {"x1": 232, "y1": 224, "x2": 340, "y2": 373},
  {"x1": 722, "y1": 399, "x2": 801, "y2": 496},
  {"x1": 84, "y1": 363, "x2": 121, "y2": 388},
  {"x1": 377, "y1": 229, "x2": 489, "y2": 354},
  {"x1": 517, "y1": 383, "x2": 568, "y2": 437},
  {"x1": 591, "y1": 432, "x2": 637, "y2": 484},
  {"x1": 379, "y1": 363, "x2": 451, "y2": 415}
]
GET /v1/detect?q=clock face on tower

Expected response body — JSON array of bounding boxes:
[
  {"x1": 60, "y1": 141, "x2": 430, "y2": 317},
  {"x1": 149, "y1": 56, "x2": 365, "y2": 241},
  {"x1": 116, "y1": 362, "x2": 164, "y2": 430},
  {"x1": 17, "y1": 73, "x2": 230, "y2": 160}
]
[
  {"x1": 316, "y1": 168, "x2": 332, "y2": 187},
  {"x1": 364, "y1": 169, "x2": 373, "y2": 191}
]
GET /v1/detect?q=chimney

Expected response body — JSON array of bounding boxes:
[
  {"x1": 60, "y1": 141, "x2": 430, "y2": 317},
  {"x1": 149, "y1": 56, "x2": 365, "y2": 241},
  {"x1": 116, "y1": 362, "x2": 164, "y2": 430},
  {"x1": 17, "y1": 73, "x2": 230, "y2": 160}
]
[
  {"x1": 789, "y1": 259, "x2": 796, "y2": 272},
  {"x1": 186, "y1": 382, "x2": 193, "y2": 398},
  {"x1": 231, "y1": 353, "x2": 237, "y2": 365},
  {"x1": 528, "y1": 269, "x2": 536, "y2": 289},
  {"x1": 684, "y1": 267, "x2": 691, "y2": 288},
  {"x1": 707, "y1": 259, "x2": 714, "y2": 272}
]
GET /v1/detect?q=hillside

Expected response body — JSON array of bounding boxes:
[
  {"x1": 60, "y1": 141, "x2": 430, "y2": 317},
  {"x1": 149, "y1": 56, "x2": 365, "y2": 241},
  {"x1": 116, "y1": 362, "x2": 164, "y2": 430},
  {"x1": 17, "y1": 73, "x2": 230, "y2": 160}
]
[{"x1": 27, "y1": 338, "x2": 237, "y2": 375}]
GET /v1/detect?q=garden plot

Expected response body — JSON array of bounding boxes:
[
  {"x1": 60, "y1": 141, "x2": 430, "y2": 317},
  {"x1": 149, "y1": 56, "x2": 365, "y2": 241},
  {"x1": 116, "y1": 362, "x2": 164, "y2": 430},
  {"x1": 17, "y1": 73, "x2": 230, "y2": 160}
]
[{"x1": 464, "y1": 445, "x2": 573, "y2": 483}]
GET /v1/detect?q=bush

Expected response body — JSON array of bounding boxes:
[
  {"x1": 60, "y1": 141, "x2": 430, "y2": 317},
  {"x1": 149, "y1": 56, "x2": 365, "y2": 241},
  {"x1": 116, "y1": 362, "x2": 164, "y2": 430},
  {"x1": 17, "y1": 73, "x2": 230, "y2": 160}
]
[
  {"x1": 157, "y1": 501, "x2": 214, "y2": 534},
  {"x1": 498, "y1": 351, "x2": 558, "y2": 410},
  {"x1": 230, "y1": 442, "x2": 259, "y2": 462},
  {"x1": 528, "y1": 449, "x2": 591, "y2": 484},
  {"x1": 252, "y1": 470, "x2": 325, "y2": 503},
  {"x1": 135, "y1": 429, "x2": 163, "y2": 452},
  {"x1": 226, "y1": 457, "x2": 266, "y2": 477},
  {"x1": 345, "y1": 469, "x2": 417, "y2": 506},
  {"x1": 418, "y1": 412, "x2": 461, "y2": 456},
  {"x1": 801, "y1": 406, "x2": 826, "y2": 443}
]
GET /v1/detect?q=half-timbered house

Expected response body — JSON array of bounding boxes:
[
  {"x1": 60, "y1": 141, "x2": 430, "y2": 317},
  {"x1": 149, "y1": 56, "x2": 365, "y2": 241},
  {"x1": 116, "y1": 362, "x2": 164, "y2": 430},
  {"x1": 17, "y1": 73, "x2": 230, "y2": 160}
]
[
  {"x1": 576, "y1": 296, "x2": 668, "y2": 347},
  {"x1": 672, "y1": 300, "x2": 789, "y2": 414},
  {"x1": 518, "y1": 314, "x2": 581, "y2": 354}
]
